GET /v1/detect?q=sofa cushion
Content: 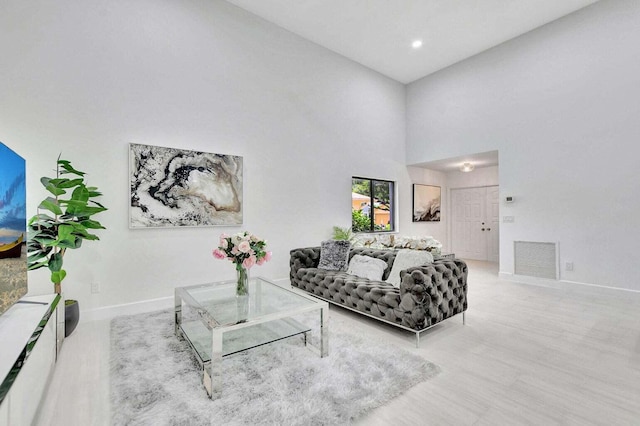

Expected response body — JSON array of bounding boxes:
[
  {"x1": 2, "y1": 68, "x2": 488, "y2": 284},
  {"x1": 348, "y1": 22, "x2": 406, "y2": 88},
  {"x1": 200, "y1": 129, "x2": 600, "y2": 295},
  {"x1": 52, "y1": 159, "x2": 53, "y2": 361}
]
[
  {"x1": 318, "y1": 240, "x2": 351, "y2": 271},
  {"x1": 347, "y1": 254, "x2": 388, "y2": 281},
  {"x1": 385, "y1": 249, "x2": 433, "y2": 287}
]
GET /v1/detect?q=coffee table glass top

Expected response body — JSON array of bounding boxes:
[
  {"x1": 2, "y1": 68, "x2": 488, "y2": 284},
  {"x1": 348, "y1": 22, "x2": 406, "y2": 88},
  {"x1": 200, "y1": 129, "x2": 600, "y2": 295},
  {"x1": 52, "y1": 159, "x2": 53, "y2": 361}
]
[
  {"x1": 175, "y1": 276, "x2": 328, "y2": 397},
  {"x1": 178, "y1": 277, "x2": 318, "y2": 328}
]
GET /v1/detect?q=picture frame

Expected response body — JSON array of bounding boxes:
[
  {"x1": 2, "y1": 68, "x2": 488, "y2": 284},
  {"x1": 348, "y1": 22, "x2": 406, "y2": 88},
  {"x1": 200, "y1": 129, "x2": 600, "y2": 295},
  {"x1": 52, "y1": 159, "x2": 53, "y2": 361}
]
[
  {"x1": 0, "y1": 142, "x2": 28, "y2": 315},
  {"x1": 412, "y1": 184, "x2": 441, "y2": 222},
  {"x1": 129, "y1": 143, "x2": 243, "y2": 228}
]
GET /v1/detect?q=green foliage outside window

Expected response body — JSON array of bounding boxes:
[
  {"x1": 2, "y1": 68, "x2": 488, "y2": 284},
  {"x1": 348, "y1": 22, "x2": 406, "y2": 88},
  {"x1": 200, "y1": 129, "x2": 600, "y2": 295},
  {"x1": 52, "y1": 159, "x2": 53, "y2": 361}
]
[{"x1": 352, "y1": 209, "x2": 371, "y2": 232}]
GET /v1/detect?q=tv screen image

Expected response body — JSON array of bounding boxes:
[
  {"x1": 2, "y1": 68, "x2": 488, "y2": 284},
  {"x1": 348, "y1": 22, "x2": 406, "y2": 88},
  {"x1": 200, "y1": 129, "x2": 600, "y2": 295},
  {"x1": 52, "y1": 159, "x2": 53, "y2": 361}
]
[{"x1": 0, "y1": 142, "x2": 27, "y2": 315}]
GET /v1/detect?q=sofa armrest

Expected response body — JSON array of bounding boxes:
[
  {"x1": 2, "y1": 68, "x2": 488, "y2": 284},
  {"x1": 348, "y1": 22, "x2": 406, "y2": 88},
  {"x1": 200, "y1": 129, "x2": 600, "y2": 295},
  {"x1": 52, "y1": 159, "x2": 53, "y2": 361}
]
[
  {"x1": 398, "y1": 259, "x2": 468, "y2": 327},
  {"x1": 289, "y1": 247, "x2": 321, "y2": 284}
]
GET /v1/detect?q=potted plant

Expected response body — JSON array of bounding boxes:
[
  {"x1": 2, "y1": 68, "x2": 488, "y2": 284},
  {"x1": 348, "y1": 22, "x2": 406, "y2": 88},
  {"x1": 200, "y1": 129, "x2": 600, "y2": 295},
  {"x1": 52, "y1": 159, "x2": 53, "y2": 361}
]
[
  {"x1": 332, "y1": 226, "x2": 354, "y2": 241},
  {"x1": 27, "y1": 156, "x2": 107, "y2": 337}
]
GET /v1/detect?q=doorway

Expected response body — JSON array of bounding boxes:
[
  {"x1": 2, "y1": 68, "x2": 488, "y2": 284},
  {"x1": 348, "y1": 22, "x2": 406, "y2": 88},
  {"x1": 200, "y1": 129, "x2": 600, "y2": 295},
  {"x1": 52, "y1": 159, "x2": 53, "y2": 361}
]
[{"x1": 450, "y1": 186, "x2": 499, "y2": 262}]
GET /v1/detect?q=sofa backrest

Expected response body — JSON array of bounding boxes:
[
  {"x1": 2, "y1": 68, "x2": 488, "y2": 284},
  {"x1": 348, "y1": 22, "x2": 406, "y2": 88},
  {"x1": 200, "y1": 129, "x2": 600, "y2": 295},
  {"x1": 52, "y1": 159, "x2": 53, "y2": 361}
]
[
  {"x1": 348, "y1": 247, "x2": 397, "y2": 281},
  {"x1": 289, "y1": 246, "x2": 398, "y2": 281}
]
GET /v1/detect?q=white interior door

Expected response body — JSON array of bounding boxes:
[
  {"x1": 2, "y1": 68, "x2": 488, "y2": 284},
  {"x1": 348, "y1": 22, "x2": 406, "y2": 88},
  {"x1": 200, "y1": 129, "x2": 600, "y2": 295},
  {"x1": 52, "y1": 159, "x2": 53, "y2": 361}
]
[
  {"x1": 451, "y1": 186, "x2": 499, "y2": 262},
  {"x1": 451, "y1": 187, "x2": 487, "y2": 260},
  {"x1": 486, "y1": 186, "x2": 500, "y2": 262}
]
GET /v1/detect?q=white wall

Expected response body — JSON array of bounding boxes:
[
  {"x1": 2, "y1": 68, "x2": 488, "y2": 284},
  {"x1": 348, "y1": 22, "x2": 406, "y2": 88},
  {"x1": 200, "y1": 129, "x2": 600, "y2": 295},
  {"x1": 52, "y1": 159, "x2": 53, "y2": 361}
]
[
  {"x1": 407, "y1": 0, "x2": 640, "y2": 290},
  {"x1": 0, "y1": 0, "x2": 410, "y2": 310},
  {"x1": 446, "y1": 166, "x2": 499, "y2": 189}
]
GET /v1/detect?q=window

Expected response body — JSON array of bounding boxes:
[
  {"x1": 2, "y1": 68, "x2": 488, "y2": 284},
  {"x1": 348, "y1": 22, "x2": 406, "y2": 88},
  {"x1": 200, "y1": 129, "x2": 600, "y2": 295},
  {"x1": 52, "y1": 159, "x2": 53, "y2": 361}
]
[{"x1": 351, "y1": 177, "x2": 395, "y2": 232}]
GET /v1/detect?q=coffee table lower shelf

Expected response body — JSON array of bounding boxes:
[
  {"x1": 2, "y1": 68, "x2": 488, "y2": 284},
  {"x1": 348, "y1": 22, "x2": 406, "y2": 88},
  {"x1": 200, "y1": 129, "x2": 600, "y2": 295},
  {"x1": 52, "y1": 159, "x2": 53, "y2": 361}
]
[{"x1": 177, "y1": 317, "x2": 312, "y2": 396}]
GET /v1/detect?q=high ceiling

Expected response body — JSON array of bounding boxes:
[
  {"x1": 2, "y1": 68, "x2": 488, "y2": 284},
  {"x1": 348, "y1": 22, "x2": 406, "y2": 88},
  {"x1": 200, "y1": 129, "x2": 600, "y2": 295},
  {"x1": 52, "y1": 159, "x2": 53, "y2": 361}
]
[{"x1": 224, "y1": 0, "x2": 599, "y2": 84}]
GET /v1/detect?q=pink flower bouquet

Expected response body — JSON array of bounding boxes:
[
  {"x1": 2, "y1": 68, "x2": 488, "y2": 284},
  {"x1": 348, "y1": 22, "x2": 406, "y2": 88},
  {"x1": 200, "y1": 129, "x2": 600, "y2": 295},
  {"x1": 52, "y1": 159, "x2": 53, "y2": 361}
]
[{"x1": 213, "y1": 231, "x2": 272, "y2": 272}]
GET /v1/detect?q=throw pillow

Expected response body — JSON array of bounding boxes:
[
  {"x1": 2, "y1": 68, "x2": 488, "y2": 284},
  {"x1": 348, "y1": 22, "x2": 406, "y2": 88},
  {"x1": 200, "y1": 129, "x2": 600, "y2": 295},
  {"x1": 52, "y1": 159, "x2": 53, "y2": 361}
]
[
  {"x1": 385, "y1": 249, "x2": 434, "y2": 288},
  {"x1": 318, "y1": 240, "x2": 351, "y2": 271},
  {"x1": 347, "y1": 255, "x2": 389, "y2": 281}
]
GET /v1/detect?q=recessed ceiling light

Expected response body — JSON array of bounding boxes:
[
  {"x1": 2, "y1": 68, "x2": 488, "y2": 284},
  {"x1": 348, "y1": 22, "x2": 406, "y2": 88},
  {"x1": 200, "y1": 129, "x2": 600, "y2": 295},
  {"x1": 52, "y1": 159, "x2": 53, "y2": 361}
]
[
  {"x1": 460, "y1": 162, "x2": 475, "y2": 173},
  {"x1": 411, "y1": 40, "x2": 423, "y2": 49}
]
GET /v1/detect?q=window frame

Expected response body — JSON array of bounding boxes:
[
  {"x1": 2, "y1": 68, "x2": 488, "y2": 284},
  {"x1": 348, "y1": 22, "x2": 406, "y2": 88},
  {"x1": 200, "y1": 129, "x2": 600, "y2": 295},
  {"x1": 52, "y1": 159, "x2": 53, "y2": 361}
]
[{"x1": 351, "y1": 176, "x2": 395, "y2": 233}]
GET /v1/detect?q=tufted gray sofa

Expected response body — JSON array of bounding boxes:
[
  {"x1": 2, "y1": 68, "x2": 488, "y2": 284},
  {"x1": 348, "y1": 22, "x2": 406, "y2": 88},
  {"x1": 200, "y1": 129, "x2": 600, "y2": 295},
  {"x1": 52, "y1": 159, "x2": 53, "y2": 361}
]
[{"x1": 290, "y1": 246, "x2": 468, "y2": 344}]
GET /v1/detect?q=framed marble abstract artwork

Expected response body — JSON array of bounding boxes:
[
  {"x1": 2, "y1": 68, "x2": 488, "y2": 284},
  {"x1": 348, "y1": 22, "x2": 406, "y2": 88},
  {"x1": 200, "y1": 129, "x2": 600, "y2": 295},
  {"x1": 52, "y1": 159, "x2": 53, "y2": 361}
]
[
  {"x1": 129, "y1": 143, "x2": 243, "y2": 228},
  {"x1": 412, "y1": 184, "x2": 441, "y2": 222}
]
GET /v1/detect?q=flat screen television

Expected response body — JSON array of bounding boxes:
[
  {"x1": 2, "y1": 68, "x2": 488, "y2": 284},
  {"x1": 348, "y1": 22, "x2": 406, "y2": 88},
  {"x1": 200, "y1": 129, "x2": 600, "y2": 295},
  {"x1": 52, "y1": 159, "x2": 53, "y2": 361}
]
[{"x1": 0, "y1": 142, "x2": 27, "y2": 315}]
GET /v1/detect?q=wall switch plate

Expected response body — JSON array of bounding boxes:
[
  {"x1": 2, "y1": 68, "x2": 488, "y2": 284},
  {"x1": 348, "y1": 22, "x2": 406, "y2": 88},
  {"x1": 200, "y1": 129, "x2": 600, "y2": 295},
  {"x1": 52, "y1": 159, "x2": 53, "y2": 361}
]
[
  {"x1": 503, "y1": 216, "x2": 515, "y2": 223},
  {"x1": 565, "y1": 262, "x2": 574, "y2": 271},
  {"x1": 91, "y1": 282, "x2": 100, "y2": 293}
]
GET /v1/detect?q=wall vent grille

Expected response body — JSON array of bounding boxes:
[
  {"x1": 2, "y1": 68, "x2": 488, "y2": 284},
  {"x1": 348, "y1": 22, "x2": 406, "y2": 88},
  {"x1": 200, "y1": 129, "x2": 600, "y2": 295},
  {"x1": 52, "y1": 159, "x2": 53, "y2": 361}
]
[{"x1": 514, "y1": 241, "x2": 558, "y2": 279}]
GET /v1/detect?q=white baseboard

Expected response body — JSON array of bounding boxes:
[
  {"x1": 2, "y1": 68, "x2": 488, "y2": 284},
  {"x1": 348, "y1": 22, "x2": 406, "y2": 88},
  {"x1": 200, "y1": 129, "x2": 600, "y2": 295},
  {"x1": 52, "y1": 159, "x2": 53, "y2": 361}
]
[
  {"x1": 498, "y1": 272, "x2": 640, "y2": 295},
  {"x1": 81, "y1": 296, "x2": 174, "y2": 322},
  {"x1": 81, "y1": 277, "x2": 292, "y2": 322}
]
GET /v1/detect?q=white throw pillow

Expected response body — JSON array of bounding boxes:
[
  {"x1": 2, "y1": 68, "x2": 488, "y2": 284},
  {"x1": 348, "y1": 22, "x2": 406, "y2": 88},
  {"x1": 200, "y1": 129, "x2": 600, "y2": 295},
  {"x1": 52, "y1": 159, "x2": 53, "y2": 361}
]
[
  {"x1": 346, "y1": 255, "x2": 388, "y2": 281},
  {"x1": 385, "y1": 249, "x2": 434, "y2": 288}
]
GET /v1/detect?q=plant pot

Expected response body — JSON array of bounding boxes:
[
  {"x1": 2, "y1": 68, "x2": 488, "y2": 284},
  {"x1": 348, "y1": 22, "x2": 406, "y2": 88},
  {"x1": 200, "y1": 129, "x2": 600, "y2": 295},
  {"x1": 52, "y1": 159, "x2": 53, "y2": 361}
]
[{"x1": 65, "y1": 299, "x2": 80, "y2": 337}]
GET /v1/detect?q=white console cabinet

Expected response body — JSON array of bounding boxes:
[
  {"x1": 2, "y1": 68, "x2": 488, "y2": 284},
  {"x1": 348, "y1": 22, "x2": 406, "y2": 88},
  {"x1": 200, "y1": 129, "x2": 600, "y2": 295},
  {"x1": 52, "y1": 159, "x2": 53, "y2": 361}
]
[{"x1": 0, "y1": 294, "x2": 64, "y2": 426}]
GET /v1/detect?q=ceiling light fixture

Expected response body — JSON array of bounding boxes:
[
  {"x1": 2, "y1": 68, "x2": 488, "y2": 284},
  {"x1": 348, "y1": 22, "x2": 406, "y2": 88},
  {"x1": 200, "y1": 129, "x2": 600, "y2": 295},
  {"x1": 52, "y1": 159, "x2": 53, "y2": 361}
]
[
  {"x1": 411, "y1": 40, "x2": 423, "y2": 49},
  {"x1": 460, "y1": 162, "x2": 474, "y2": 172}
]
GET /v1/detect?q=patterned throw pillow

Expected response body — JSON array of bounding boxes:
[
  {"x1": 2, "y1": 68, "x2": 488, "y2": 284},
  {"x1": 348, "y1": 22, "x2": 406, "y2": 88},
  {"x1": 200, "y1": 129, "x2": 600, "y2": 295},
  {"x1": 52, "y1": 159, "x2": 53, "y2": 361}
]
[
  {"x1": 347, "y1": 255, "x2": 389, "y2": 281},
  {"x1": 318, "y1": 240, "x2": 351, "y2": 271},
  {"x1": 385, "y1": 249, "x2": 433, "y2": 287}
]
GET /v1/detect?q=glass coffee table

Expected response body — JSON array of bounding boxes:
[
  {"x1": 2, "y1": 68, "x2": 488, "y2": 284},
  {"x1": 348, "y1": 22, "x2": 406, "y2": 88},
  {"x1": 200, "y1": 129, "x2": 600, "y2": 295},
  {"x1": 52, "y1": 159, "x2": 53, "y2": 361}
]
[{"x1": 174, "y1": 277, "x2": 329, "y2": 398}]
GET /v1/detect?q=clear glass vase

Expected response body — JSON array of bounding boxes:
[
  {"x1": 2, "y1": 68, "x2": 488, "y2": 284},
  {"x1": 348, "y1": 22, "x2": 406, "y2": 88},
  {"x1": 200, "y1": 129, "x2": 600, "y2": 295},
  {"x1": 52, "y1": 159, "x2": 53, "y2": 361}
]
[
  {"x1": 235, "y1": 266, "x2": 249, "y2": 322},
  {"x1": 236, "y1": 266, "x2": 249, "y2": 296}
]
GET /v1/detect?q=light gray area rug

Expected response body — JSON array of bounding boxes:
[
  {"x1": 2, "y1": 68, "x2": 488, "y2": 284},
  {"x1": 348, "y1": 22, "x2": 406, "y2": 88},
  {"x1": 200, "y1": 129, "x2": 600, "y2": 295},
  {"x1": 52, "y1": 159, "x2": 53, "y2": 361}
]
[{"x1": 110, "y1": 309, "x2": 439, "y2": 426}]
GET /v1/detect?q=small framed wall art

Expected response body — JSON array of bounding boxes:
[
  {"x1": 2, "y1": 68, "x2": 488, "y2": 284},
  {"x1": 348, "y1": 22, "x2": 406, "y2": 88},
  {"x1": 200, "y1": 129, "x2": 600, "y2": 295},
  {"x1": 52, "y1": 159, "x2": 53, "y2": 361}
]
[
  {"x1": 129, "y1": 143, "x2": 243, "y2": 228},
  {"x1": 412, "y1": 184, "x2": 441, "y2": 222}
]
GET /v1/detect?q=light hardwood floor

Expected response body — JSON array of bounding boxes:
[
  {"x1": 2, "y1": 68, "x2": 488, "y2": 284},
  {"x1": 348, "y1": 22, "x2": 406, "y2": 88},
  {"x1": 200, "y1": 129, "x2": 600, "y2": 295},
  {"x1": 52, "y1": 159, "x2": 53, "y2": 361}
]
[{"x1": 36, "y1": 261, "x2": 640, "y2": 425}]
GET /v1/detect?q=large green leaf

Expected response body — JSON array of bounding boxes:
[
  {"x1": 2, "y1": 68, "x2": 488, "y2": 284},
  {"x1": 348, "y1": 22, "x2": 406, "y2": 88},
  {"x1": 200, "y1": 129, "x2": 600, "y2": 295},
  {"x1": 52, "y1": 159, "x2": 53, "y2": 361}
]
[
  {"x1": 62, "y1": 200, "x2": 85, "y2": 216},
  {"x1": 27, "y1": 252, "x2": 47, "y2": 263},
  {"x1": 48, "y1": 187, "x2": 66, "y2": 196},
  {"x1": 59, "y1": 199, "x2": 85, "y2": 206},
  {"x1": 41, "y1": 177, "x2": 66, "y2": 196},
  {"x1": 68, "y1": 206, "x2": 107, "y2": 217},
  {"x1": 80, "y1": 219, "x2": 105, "y2": 229},
  {"x1": 48, "y1": 252, "x2": 64, "y2": 272},
  {"x1": 56, "y1": 236, "x2": 80, "y2": 249},
  {"x1": 58, "y1": 160, "x2": 85, "y2": 176},
  {"x1": 90, "y1": 200, "x2": 107, "y2": 210},
  {"x1": 86, "y1": 187, "x2": 103, "y2": 197},
  {"x1": 32, "y1": 238, "x2": 58, "y2": 248},
  {"x1": 27, "y1": 261, "x2": 48, "y2": 271},
  {"x1": 50, "y1": 269, "x2": 67, "y2": 284},
  {"x1": 67, "y1": 223, "x2": 90, "y2": 238},
  {"x1": 29, "y1": 213, "x2": 56, "y2": 223},
  {"x1": 50, "y1": 178, "x2": 84, "y2": 189},
  {"x1": 39, "y1": 197, "x2": 63, "y2": 215},
  {"x1": 71, "y1": 185, "x2": 90, "y2": 203},
  {"x1": 57, "y1": 224, "x2": 74, "y2": 241},
  {"x1": 79, "y1": 233, "x2": 99, "y2": 241}
]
